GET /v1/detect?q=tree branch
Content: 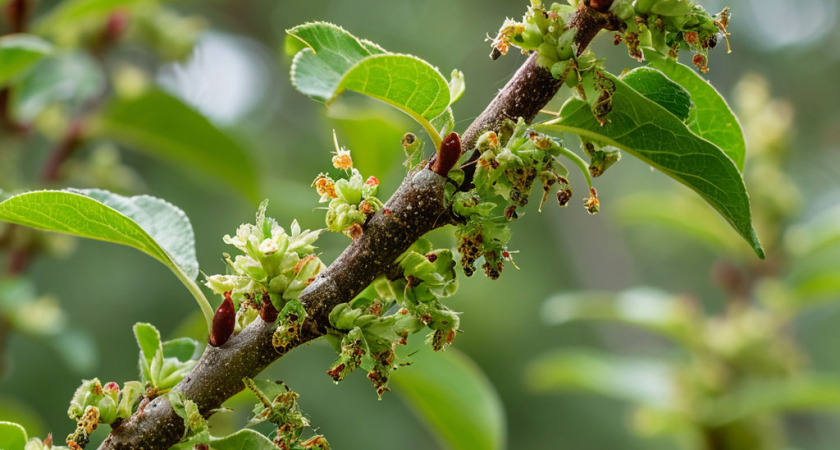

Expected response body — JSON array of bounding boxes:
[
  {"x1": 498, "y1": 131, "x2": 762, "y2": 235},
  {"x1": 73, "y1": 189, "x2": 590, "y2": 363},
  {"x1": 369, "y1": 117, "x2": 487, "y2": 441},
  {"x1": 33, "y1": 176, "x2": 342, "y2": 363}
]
[{"x1": 98, "y1": 6, "x2": 613, "y2": 446}]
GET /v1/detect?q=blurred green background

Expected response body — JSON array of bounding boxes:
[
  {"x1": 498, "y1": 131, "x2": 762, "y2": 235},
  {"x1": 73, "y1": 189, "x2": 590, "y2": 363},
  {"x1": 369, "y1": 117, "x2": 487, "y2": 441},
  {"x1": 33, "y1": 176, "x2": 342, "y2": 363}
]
[{"x1": 2, "y1": 0, "x2": 839, "y2": 449}]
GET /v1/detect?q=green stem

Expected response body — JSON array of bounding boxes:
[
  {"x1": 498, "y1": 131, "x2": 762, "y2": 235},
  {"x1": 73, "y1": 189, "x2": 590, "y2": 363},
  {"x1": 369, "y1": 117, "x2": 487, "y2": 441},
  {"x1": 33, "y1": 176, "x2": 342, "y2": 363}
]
[
  {"x1": 176, "y1": 271, "x2": 214, "y2": 332},
  {"x1": 556, "y1": 146, "x2": 592, "y2": 190}
]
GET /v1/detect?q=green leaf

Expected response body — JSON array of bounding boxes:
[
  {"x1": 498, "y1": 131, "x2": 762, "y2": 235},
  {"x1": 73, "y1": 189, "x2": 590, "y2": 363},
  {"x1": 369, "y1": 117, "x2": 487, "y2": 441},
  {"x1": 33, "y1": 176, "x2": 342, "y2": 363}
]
[
  {"x1": 134, "y1": 322, "x2": 162, "y2": 383},
  {"x1": 34, "y1": 0, "x2": 147, "y2": 32},
  {"x1": 48, "y1": 328, "x2": 99, "y2": 374},
  {"x1": 162, "y1": 337, "x2": 203, "y2": 362},
  {"x1": 0, "y1": 35, "x2": 53, "y2": 86},
  {"x1": 644, "y1": 49, "x2": 746, "y2": 171},
  {"x1": 448, "y1": 69, "x2": 466, "y2": 105},
  {"x1": 539, "y1": 71, "x2": 764, "y2": 259},
  {"x1": 432, "y1": 107, "x2": 455, "y2": 136},
  {"x1": 526, "y1": 349, "x2": 676, "y2": 408},
  {"x1": 287, "y1": 22, "x2": 385, "y2": 102},
  {"x1": 167, "y1": 429, "x2": 277, "y2": 450},
  {"x1": 0, "y1": 397, "x2": 46, "y2": 440},
  {"x1": 93, "y1": 89, "x2": 259, "y2": 203},
  {"x1": 0, "y1": 190, "x2": 214, "y2": 328},
  {"x1": 541, "y1": 287, "x2": 695, "y2": 345},
  {"x1": 785, "y1": 205, "x2": 840, "y2": 258},
  {"x1": 208, "y1": 429, "x2": 277, "y2": 450},
  {"x1": 0, "y1": 421, "x2": 27, "y2": 450},
  {"x1": 621, "y1": 67, "x2": 691, "y2": 121},
  {"x1": 0, "y1": 278, "x2": 98, "y2": 373},
  {"x1": 393, "y1": 346, "x2": 506, "y2": 450},
  {"x1": 10, "y1": 52, "x2": 104, "y2": 123},
  {"x1": 707, "y1": 375, "x2": 840, "y2": 426},
  {"x1": 288, "y1": 22, "x2": 452, "y2": 149}
]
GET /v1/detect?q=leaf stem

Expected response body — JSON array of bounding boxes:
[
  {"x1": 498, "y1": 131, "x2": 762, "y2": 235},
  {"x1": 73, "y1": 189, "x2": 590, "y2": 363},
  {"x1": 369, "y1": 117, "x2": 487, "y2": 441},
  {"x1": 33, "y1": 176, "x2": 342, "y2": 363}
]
[
  {"x1": 556, "y1": 145, "x2": 592, "y2": 190},
  {"x1": 176, "y1": 272, "x2": 214, "y2": 332}
]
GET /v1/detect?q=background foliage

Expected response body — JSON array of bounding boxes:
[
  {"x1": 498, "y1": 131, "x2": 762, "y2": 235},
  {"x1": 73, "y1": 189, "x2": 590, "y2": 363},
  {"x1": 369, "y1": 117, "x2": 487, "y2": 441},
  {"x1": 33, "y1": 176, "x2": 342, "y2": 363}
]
[{"x1": 1, "y1": 0, "x2": 839, "y2": 449}]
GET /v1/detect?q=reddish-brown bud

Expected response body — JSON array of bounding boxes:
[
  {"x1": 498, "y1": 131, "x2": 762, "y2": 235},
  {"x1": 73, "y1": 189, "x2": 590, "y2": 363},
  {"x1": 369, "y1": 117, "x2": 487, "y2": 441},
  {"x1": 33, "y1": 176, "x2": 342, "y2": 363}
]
[
  {"x1": 430, "y1": 132, "x2": 461, "y2": 176},
  {"x1": 589, "y1": 0, "x2": 614, "y2": 12},
  {"x1": 209, "y1": 292, "x2": 236, "y2": 347},
  {"x1": 260, "y1": 298, "x2": 279, "y2": 322}
]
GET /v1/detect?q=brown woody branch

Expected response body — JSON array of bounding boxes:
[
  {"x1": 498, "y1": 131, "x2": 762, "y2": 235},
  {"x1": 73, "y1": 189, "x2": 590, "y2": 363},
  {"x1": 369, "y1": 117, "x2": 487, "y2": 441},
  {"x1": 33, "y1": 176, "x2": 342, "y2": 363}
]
[{"x1": 98, "y1": 5, "x2": 616, "y2": 448}]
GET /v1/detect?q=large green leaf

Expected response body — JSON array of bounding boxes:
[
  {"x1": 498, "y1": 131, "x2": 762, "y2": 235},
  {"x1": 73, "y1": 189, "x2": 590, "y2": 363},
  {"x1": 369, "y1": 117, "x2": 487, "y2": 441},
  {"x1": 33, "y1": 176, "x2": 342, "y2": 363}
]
[
  {"x1": 621, "y1": 67, "x2": 691, "y2": 122},
  {"x1": 0, "y1": 421, "x2": 27, "y2": 450},
  {"x1": 10, "y1": 52, "x2": 104, "y2": 123},
  {"x1": 0, "y1": 190, "x2": 214, "y2": 328},
  {"x1": 393, "y1": 346, "x2": 506, "y2": 450},
  {"x1": 539, "y1": 72, "x2": 763, "y2": 258},
  {"x1": 93, "y1": 89, "x2": 259, "y2": 203},
  {"x1": 0, "y1": 34, "x2": 53, "y2": 86},
  {"x1": 541, "y1": 288, "x2": 696, "y2": 345},
  {"x1": 526, "y1": 349, "x2": 676, "y2": 408},
  {"x1": 288, "y1": 22, "x2": 452, "y2": 148},
  {"x1": 644, "y1": 49, "x2": 746, "y2": 171}
]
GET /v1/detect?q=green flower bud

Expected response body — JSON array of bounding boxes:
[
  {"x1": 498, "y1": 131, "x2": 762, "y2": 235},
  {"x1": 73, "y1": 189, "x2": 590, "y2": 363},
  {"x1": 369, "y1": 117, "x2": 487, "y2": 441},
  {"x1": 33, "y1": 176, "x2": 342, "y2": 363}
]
[
  {"x1": 651, "y1": 0, "x2": 695, "y2": 16},
  {"x1": 516, "y1": 22, "x2": 544, "y2": 50},
  {"x1": 550, "y1": 60, "x2": 572, "y2": 80},
  {"x1": 634, "y1": 0, "x2": 657, "y2": 14},
  {"x1": 555, "y1": 29, "x2": 576, "y2": 60},
  {"x1": 611, "y1": 0, "x2": 636, "y2": 20},
  {"x1": 116, "y1": 381, "x2": 143, "y2": 420}
]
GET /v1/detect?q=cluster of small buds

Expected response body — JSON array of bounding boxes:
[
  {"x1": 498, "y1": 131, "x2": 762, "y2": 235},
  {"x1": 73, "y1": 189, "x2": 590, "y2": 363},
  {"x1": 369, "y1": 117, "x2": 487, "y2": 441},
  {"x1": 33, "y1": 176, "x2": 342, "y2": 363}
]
[
  {"x1": 325, "y1": 239, "x2": 460, "y2": 397},
  {"x1": 474, "y1": 119, "x2": 571, "y2": 213},
  {"x1": 326, "y1": 327, "x2": 366, "y2": 382},
  {"x1": 242, "y1": 378, "x2": 328, "y2": 450},
  {"x1": 169, "y1": 390, "x2": 210, "y2": 447},
  {"x1": 582, "y1": 140, "x2": 621, "y2": 177},
  {"x1": 204, "y1": 200, "x2": 324, "y2": 335},
  {"x1": 487, "y1": 1, "x2": 577, "y2": 64},
  {"x1": 67, "y1": 379, "x2": 143, "y2": 428},
  {"x1": 494, "y1": 0, "x2": 731, "y2": 80},
  {"x1": 313, "y1": 142, "x2": 383, "y2": 238},
  {"x1": 616, "y1": 0, "x2": 731, "y2": 72}
]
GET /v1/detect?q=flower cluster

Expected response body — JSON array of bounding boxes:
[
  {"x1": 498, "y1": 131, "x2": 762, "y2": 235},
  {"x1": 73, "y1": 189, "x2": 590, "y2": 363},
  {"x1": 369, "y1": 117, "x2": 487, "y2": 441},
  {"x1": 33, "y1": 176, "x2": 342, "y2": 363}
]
[
  {"x1": 243, "y1": 378, "x2": 330, "y2": 450},
  {"x1": 325, "y1": 238, "x2": 460, "y2": 397},
  {"x1": 312, "y1": 140, "x2": 383, "y2": 238},
  {"x1": 493, "y1": 0, "x2": 730, "y2": 75},
  {"x1": 454, "y1": 119, "x2": 602, "y2": 279},
  {"x1": 204, "y1": 200, "x2": 324, "y2": 338}
]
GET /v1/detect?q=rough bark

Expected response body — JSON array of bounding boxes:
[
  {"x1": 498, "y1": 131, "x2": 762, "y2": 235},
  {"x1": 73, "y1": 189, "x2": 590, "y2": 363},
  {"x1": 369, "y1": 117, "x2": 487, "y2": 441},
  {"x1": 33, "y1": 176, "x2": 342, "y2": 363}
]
[{"x1": 100, "y1": 170, "x2": 451, "y2": 449}]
